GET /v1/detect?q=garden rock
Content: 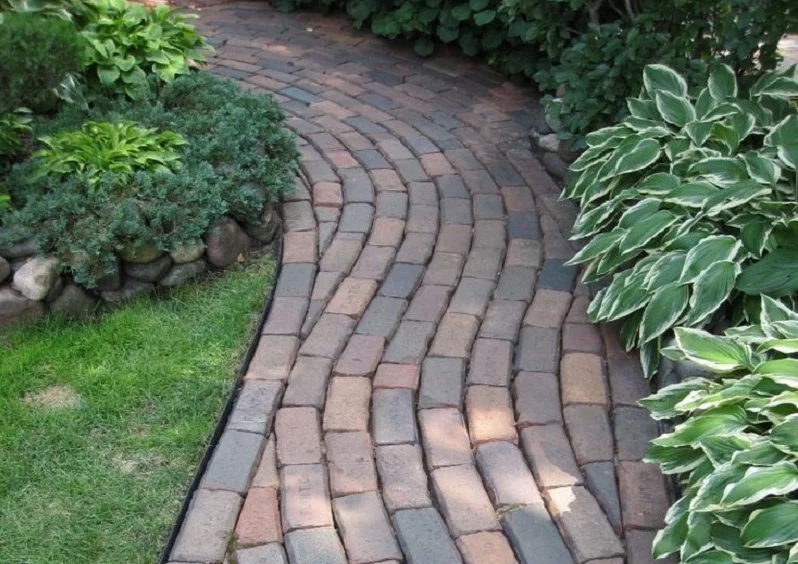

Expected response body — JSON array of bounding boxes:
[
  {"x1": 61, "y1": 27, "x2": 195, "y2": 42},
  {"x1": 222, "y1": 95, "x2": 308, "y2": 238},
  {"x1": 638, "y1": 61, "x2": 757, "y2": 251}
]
[
  {"x1": 0, "y1": 286, "x2": 45, "y2": 327},
  {"x1": 0, "y1": 256, "x2": 9, "y2": 284},
  {"x1": 95, "y1": 262, "x2": 122, "y2": 292},
  {"x1": 125, "y1": 255, "x2": 173, "y2": 282},
  {"x1": 170, "y1": 240, "x2": 206, "y2": 264},
  {"x1": 51, "y1": 284, "x2": 96, "y2": 318},
  {"x1": 538, "y1": 133, "x2": 560, "y2": 153},
  {"x1": 546, "y1": 112, "x2": 562, "y2": 133},
  {"x1": 120, "y1": 239, "x2": 163, "y2": 264},
  {"x1": 160, "y1": 259, "x2": 207, "y2": 287},
  {"x1": 46, "y1": 276, "x2": 65, "y2": 302},
  {"x1": 12, "y1": 257, "x2": 60, "y2": 301},
  {"x1": 100, "y1": 278, "x2": 154, "y2": 303},
  {"x1": 206, "y1": 217, "x2": 250, "y2": 267},
  {"x1": 542, "y1": 152, "x2": 569, "y2": 180},
  {"x1": 0, "y1": 236, "x2": 37, "y2": 259},
  {"x1": 245, "y1": 205, "x2": 282, "y2": 242}
]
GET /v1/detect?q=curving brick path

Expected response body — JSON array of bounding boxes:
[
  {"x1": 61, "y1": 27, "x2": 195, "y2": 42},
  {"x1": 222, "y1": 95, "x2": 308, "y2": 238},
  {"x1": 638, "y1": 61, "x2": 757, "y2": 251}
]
[{"x1": 167, "y1": 3, "x2": 673, "y2": 563}]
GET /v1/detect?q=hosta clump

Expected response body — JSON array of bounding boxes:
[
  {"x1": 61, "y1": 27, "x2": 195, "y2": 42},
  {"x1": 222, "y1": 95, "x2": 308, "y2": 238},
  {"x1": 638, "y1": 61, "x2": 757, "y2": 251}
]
[
  {"x1": 641, "y1": 296, "x2": 798, "y2": 563},
  {"x1": 565, "y1": 63, "x2": 798, "y2": 377},
  {"x1": 34, "y1": 120, "x2": 185, "y2": 185}
]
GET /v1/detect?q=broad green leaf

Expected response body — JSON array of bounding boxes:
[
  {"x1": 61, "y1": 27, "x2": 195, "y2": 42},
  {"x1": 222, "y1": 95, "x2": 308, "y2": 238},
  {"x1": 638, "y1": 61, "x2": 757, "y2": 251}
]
[
  {"x1": 627, "y1": 97, "x2": 660, "y2": 120},
  {"x1": 703, "y1": 180, "x2": 770, "y2": 216},
  {"x1": 684, "y1": 551, "x2": 734, "y2": 564},
  {"x1": 722, "y1": 462, "x2": 798, "y2": 507},
  {"x1": 664, "y1": 181, "x2": 719, "y2": 208},
  {"x1": 599, "y1": 137, "x2": 661, "y2": 180},
  {"x1": 711, "y1": 521, "x2": 779, "y2": 563},
  {"x1": 685, "y1": 121, "x2": 714, "y2": 146},
  {"x1": 778, "y1": 145, "x2": 798, "y2": 170},
  {"x1": 636, "y1": 172, "x2": 680, "y2": 195},
  {"x1": 742, "y1": 153, "x2": 781, "y2": 185},
  {"x1": 673, "y1": 327, "x2": 752, "y2": 373},
  {"x1": 656, "y1": 91, "x2": 696, "y2": 127},
  {"x1": 737, "y1": 249, "x2": 798, "y2": 297},
  {"x1": 690, "y1": 464, "x2": 747, "y2": 512},
  {"x1": 700, "y1": 434, "x2": 753, "y2": 466},
  {"x1": 695, "y1": 88, "x2": 717, "y2": 119},
  {"x1": 618, "y1": 198, "x2": 660, "y2": 228},
  {"x1": 645, "y1": 252, "x2": 687, "y2": 290},
  {"x1": 450, "y1": 3, "x2": 471, "y2": 20},
  {"x1": 709, "y1": 122, "x2": 739, "y2": 153},
  {"x1": 639, "y1": 282, "x2": 689, "y2": 343},
  {"x1": 619, "y1": 210, "x2": 677, "y2": 254},
  {"x1": 729, "y1": 113, "x2": 756, "y2": 142},
  {"x1": 472, "y1": 8, "x2": 495, "y2": 25},
  {"x1": 683, "y1": 260, "x2": 739, "y2": 326},
  {"x1": 758, "y1": 339, "x2": 798, "y2": 354},
  {"x1": 761, "y1": 295, "x2": 798, "y2": 323},
  {"x1": 645, "y1": 444, "x2": 706, "y2": 474},
  {"x1": 765, "y1": 115, "x2": 798, "y2": 147},
  {"x1": 97, "y1": 65, "x2": 121, "y2": 85},
  {"x1": 688, "y1": 157, "x2": 747, "y2": 186},
  {"x1": 652, "y1": 497, "x2": 689, "y2": 557},
  {"x1": 770, "y1": 416, "x2": 798, "y2": 457},
  {"x1": 742, "y1": 501, "x2": 798, "y2": 548},
  {"x1": 644, "y1": 64, "x2": 689, "y2": 98},
  {"x1": 639, "y1": 379, "x2": 712, "y2": 420},
  {"x1": 732, "y1": 440, "x2": 791, "y2": 466},
  {"x1": 681, "y1": 236, "x2": 740, "y2": 284},
  {"x1": 708, "y1": 64, "x2": 738, "y2": 100},
  {"x1": 567, "y1": 230, "x2": 625, "y2": 265},
  {"x1": 585, "y1": 124, "x2": 631, "y2": 147},
  {"x1": 677, "y1": 376, "x2": 757, "y2": 412}
]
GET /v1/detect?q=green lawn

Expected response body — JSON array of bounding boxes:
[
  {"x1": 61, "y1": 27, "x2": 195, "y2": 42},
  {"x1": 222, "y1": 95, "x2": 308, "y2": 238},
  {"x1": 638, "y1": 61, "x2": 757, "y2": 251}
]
[{"x1": 0, "y1": 255, "x2": 275, "y2": 564}]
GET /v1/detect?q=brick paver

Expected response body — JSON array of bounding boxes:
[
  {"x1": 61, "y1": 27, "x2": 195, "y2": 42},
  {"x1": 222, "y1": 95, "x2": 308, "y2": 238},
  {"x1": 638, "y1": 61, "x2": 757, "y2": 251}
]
[{"x1": 173, "y1": 5, "x2": 670, "y2": 561}]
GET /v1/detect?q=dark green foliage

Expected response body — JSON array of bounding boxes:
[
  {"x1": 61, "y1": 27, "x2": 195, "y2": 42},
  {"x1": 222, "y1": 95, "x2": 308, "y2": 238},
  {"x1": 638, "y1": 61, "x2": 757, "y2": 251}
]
[
  {"x1": 276, "y1": 0, "x2": 797, "y2": 141},
  {"x1": 0, "y1": 12, "x2": 85, "y2": 114},
  {"x1": 0, "y1": 72, "x2": 298, "y2": 287}
]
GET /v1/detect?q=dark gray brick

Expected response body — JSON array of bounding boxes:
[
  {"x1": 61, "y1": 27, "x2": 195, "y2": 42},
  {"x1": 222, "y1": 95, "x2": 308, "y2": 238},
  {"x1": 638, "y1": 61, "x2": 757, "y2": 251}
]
[
  {"x1": 355, "y1": 149, "x2": 391, "y2": 170},
  {"x1": 538, "y1": 259, "x2": 578, "y2": 292},
  {"x1": 419, "y1": 357, "x2": 465, "y2": 409},
  {"x1": 516, "y1": 326, "x2": 560, "y2": 373},
  {"x1": 473, "y1": 194, "x2": 504, "y2": 220},
  {"x1": 494, "y1": 266, "x2": 536, "y2": 302},
  {"x1": 507, "y1": 212, "x2": 541, "y2": 240},
  {"x1": 408, "y1": 181, "x2": 438, "y2": 206},
  {"x1": 342, "y1": 168, "x2": 375, "y2": 203},
  {"x1": 441, "y1": 198, "x2": 473, "y2": 225},
  {"x1": 393, "y1": 508, "x2": 462, "y2": 564},
  {"x1": 280, "y1": 86, "x2": 323, "y2": 104},
  {"x1": 614, "y1": 406, "x2": 660, "y2": 461},
  {"x1": 396, "y1": 159, "x2": 430, "y2": 183},
  {"x1": 405, "y1": 135, "x2": 439, "y2": 156},
  {"x1": 501, "y1": 505, "x2": 574, "y2": 564},
  {"x1": 356, "y1": 297, "x2": 407, "y2": 338},
  {"x1": 584, "y1": 461, "x2": 623, "y2": 533},
  {"x1": 373, "y1": 389, "x2": 417, "y2": 445},
  {"x1": 383, "y1": 320, "x2": 435, "y2": 364},
  {"x1": 436, "y1": 174, "x2": 469, "y2": 199},
  {"x1": 284, "y1": 527, "x2": 347, "y2": 564},
  {"x1": 275, "y1": 263, "x2": 315, "y2": 298},
  {"x1": 480, "y1": 299, "x2": 525, "y2": 341},
  {"x1": 488, "y1": 161, "x2": 525, "y2": 186},
  {"x1": 347, "y1": 116, "x2": 388, "y2": 134},
  {"x1": 339, "y1": 203, "x2": 374, "y2": 233},
  {"x1": 201, "y1": 430, "x2": 264, "y2": 493},
  {"x1": 359, "y1": 91, "x2": 399, "y2": 110},
  {"x1": 448, "y1": 277, "x2": 494, "y2": 318},
  {"x1": 380, "y1": 263, "x2": 424, "y2": 299},
  {"x1": 376, "y1": 192, "x2": 408, "y2": 218},
  {"x1": 228, "y1": 380, "x2": 283, "y2": 434}
]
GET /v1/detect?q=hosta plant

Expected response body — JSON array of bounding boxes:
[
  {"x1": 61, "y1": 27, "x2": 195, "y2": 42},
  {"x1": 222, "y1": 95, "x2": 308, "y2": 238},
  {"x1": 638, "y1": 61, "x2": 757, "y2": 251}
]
[
  {"x1": 33, "y1": 120, "x2": 185, "y2": 186},
  {"x1": 565, "y1": 63, "x2": 798, "y2": 377},
  {"x1": 80, "y1": 0, "x2": 207, "y2": 98},
  {"x1": 0, "y1": 109, "x2": 32, "y2": 160},
  {"x1": 642, "y1": 296, "x2": 798, "y2": 563}
]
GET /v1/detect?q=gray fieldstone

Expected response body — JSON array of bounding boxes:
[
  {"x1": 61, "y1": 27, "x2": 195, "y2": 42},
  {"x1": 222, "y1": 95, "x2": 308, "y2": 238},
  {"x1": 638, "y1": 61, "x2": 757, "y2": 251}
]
[
  {"x1": 542, "y1": 152, "x2": 569, "y2": 180},
  {"x1": 0, "y1": 236, "x2": 37, "y2": 259},
  {"x1": 0, "y1": 256, "x2": 9, "y2": 284},
  {"x1": 205, "y1": 217, "x2": 251, "y2": 267},
  {"x1": 0, "y1": 285, "x2": 45, "y2": 327},
  {"x1": 201, "y1": 429, "x2": 264, "y2": 493},
  {"x1": 124, "y1": 255, "x2": 172, "y2": 282},
  {"x1": 100, "y1": 278, "x2": 153, "y2": 303},
  {"x1": 246, "y1": 205, "x2": 282, "y2": 242},
  {"x1": 51, "y1": 284, "x2": 96, "y2": 319},
  {"x1": 12, "y1": 257, "x2": 60, "y2": 301},
  {"x1": 169, "y1": 240, "x2": 206, "y2": 264},
  {"x1": 45, "y1": 276, "x2": 65, "y2": 302},
  {"x1": 94, "y1": 261, "x2": 122, "y2": 291},
  {"x1": 160, "y1": 259, "x2": 207, "y2": 287},
  {"x1": 119, "y1": 238, "x2": 162, "y2": 264}
]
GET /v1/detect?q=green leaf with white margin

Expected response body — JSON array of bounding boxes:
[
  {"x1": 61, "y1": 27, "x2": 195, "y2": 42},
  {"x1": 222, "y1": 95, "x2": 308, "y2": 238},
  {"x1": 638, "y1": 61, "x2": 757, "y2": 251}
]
[
  {"x1": 729, "y1": 112, "x2": 756, "y2": 142},
  {"x1": 656, "y1": 91, "x2": 696, "y2": 127},
  {"x1": 627, "y1": 97, "x2": 660, "y2": 120},
  {"x1": 709, "y1": 122, "x2": 739, "y2": 154},
  {"x1": 682, "y1": 260, "x2": 739, "y2": 326},
  {"x1": 682, "y1": 507, "x2": 714, "y2": 561},
  {"x1": 777, "y1": 145, "x2": 798, "y2": 170},
  {"x1": 645, "y1": 252, "x2": 687, "y2": 291},
  {"x1": 673, "y1": 327, "x2": 753, "y2": 373},
  {"x1": 733, "y1": 440, "x2": 791, "y2": 466},
  {"x1": 708, "y1": 64, "x2": 738, "y2": 100},
  {"x1": 765, "y1": 115, "x2": 798, "y2": 147},
  {"x1": 695, "y1": 88, "x2": 717, "y2": 119},
  {"x1": 644, "y1": 64, "x2": 689, "y2": 98},
  {"x1": 700, "y1": 434, "x2": 753, "y2": 467},
  {"x1": 684, "y1": 552, "x2": 735, "y2": 564},
  {"x1": 742, "y1": 501, "x2": 798, "y2": 548},
  {"x1": 641, "y1": 337, "x2": 661, "y2": 379},
  {"x1": 677, "y1": 376, "x2": 757, "y2": 412},
  {"x1": 664, "y1": 181, "x2": 719, "y2": 208},
  {"x1": 770, "y1": 416, "x2": 798, "y2": 457},
  {"x1": 639, "y1": 282, "x2": 689, "y2": 343},
  {"x1": 618, "y1": 197, "x2": 660, "y2": 228},
  {"x1": 598, "y1": 137, "x2": 661, "y2": 181},
  {"x1": 619, "y1": 210, "x2": 677, "y2": 254},
  {"x1": 645, "y1": 443, "x2": 706, "y2": 474},
  {"x1": 681, "y1": 236, "x2": 741, "y2": 284},
  {"x1": 567, "y1": 230, "x2": 625, "y2": 265},
  {"x1": 761, "y1": 295, "x2": 798, "y2": 323},
  {"x1": 636, "y1": 172, "x2": 680, "y2": 195},
  {"x1": 704, "y1": 180, "x2": 770, "y2": 217},
  {"x1": 711, "y1": 521, "x2": 779, "y2": 563},
  {"x1": 569, "y1": 145, "x2": 611, "y2": 173},
  {"x1": 690, "y1": 463, "x2": 748, "y2": 512},
  {"x1": 722, "y1": 461, "x2": 798, "y2": 507},
  {"x1": 758, "y1": 339, "x2": 798, "y2": 354},
  {"x1": 737, "y1": 249, "x2": 798, "y2": 297},
  {"x1": 688, "y1": 157, "x2": 747, "y2": 186},
  {"x1": 639, "y1": 378, "x2": 713, "y2": 420},
  {"x1": 652, "y1": 497, "x2": 689, "y2": 558},
  {"x1": 585, "y1": 124, "x2": 632, "y2": 147},
  {"x1": 685, "y1": 121, "x2": 714, "y2": 146},
  {"x1": 742, "y1": 153, "x2": 781, "y2": 185}
]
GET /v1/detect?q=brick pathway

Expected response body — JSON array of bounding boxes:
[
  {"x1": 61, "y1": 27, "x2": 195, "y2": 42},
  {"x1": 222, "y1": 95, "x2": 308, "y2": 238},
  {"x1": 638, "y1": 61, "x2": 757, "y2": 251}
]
[{"x1": 167, "y1": 3, "x2": 671, "y2": 563}]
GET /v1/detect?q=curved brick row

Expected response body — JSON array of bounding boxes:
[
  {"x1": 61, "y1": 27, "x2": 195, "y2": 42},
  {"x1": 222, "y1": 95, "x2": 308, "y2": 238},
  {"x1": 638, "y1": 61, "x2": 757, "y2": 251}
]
[{"x1": 167, "y1": 2, "x2": 673, "y2": 564}]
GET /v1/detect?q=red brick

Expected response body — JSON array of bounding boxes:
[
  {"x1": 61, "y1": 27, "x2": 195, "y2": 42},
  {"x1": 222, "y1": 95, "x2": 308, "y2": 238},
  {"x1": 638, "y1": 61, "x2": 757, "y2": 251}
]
[
  {"x1": 456, "y1": 532, "x2": 519, "y2": 564},
  {"x1": 618, "y1": 461, "x2": 670, "y2": 530},
  {"x1": 561, "y1": 353, "x2": 608, "y2": 406},
  {"x1": 501, "y1": 186, "x2": 535, "y2": 212},
  {"x1": 247, "y1": 336, "x2": 299, "y2": 381},
  {"x1": 468, "y1": 338, "x2": 512, "y2": 387},
  {"x1": 325, "y1": 431, "x2": 378, "y2": 497},
  {"x1": 432, "y1": 465, "x2": 500, "y2": 537},
  {"x1": 405, "y1": 284, "x2": 451, "y2": 323},
  {"x1": 326, "y1": 277, "x2": 378, "y2": 318},
  {"x1": 514, "y1": 372, "x2": 562, "y2": 427},
  {"x1": 283, "y1": 230, "x2": 317, "y2": 263},
  {"x1": 313, "y1": 182, "x2": 343, "y2": 207},
  {"x1": 275, "y1": 407, "x2": 322, "y2": 465},
  {"x1": 519, "y1": 425, "x2": 582, "y2": 489},
  {"x1": 524, "y1": 289, "x2": 571, "y2": 328},
  {"x1": 466, "y1": 386, "x2": 518, "y2": 445},
  {"x1": 369, "y1": 218, "x2": 405, "y2": 247},
  {"x1": 419, "y1": 408, "x2": 472, "y2": 468},
  {"x1": 281, "y1": 464, "x2": 333, "y2": 531},
  {"x1": 563, "y1": 405, "x2": 613, "y2": 464},
  {"x1": 420, "y1": 153, "x2": 456, "y2": 176},
  {"x1": 299, "y1": 313, "x2": 356, "y2": 358},
  {"x1": 562, "y1": 323, "x2": 603, "y2": 353},
  {"x1": 334, "y1": 334, "x2": 384, "y2": 377},
  {"x1": 373, "y1": 363, "x2": 420, "y2": 390},
  {"x1": 320, "y1": 233, "x2": 365, "y2": 273},
  {"x1": 235, "y1": 487, "x2": 282, "y2": 546},
  {"x1": 436, "y1": 224, "x2": 471, "y2": 255},
  {"x1": 370, "y1": 169, "x2": 405, "y2": 192},
  {"x1": 262, "y1": 297, "x2": 308, "y2": 336},
  {"x1": 506, "y1": 239, "x2": 542, "y2": 268},
  {"x1": 429, "y1": 313, "x2": 479, "y2": 358},
  {"x1": 328, "y1": 150, "x2": 359, "y2": 169},
  {"x1": 351, "y1": 245, "x2": 395, "y2": 280},
  {"x1": 323, "y1": 377, "x2": 371, "y2": 432}
]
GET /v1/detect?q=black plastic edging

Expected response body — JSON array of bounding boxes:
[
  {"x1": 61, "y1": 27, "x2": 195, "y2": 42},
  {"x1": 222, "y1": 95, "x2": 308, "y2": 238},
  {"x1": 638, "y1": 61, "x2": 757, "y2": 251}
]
[{"x1": 158, "y1": 238, "x2": 283, "y2": 564}]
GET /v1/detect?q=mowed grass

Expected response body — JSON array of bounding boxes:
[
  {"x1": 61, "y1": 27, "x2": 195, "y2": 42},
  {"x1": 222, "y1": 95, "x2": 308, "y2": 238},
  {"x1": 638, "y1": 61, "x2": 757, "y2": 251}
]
[{"x1": 0, "y1": 255, "x2": 275, "y2": 564}]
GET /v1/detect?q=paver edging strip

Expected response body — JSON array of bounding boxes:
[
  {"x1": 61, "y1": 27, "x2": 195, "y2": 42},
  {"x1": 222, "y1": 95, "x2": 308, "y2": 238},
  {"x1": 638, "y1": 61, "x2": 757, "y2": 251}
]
[{"x1": 157, "y1": 234, "x2": 284, "y2": 564}]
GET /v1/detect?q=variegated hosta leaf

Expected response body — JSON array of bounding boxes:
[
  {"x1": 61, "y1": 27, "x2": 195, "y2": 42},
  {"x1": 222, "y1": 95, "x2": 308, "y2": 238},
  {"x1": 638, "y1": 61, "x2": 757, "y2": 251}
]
[
  {"x1": 681, "y1": 236, "x2": 741, "y2": 284},
  {"x1": 737, "y1": 249, "x2": 798, "y2": 297},
  {"x1": 709, "y1": 64, "x2": 738, "y2": 101},
  {"x1": 688, "y1": 157, "x2": 748, "y2": 186},
  {"x1": 653, "y1": 405, "x2": 749, "y2": 448},
  {"x1": 639, "y1": 282, "x2": 689, "y2": 343},
  {"x1": 664, "y1": 181, "x2": 719, "y2": 208},
  {"x1": 636, "y1": 171, "x2": 680, "y2": 195},
  {"x1": 653, "y1": 497, "x2": 690, "y2": 558},
  {"x1": 765, "y1": 115, "x2": 798, "y2": 148},
  {"x1": 639, "y1": 377, "x2": 714, "y2": 420},
  {"x1": 644, "y1": 63, "x2": 689, "y2": 98},
  {"x1": 627, "y1": 97, "x2": 660, "y2": 121},
  {"x1": 742, "y1": 153, "x2": 781, "y2": 185},
  {"x1": 703, "y1": 181, "x2": 771, "y2": 217},
  {"x1": 742, "y1": 501, "x2": 798, "y2": 549},
  {"x1": 646, "y1": 443, "x2": 707, "y2": 474},
  {"x1": 682, "y1": 260, "x2": 739, "y2": 327},
  {"x1": 721, "y1": 461, "x2": 798, "y2": 508},
  {"x1": 673, "y1": 327, "x2": 753, "y2": 373},
  {"x1": 770, "y1": 416, "x2": 798, "y2": 457},
  {"x1": 656, "y1": 90, "x2": 696, "y2": 127}
]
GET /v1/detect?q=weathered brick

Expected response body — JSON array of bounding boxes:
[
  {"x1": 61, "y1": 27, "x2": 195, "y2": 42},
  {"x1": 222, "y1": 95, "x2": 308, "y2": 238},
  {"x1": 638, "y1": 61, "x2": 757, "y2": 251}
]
[
  {"x1": 339, "y1": 203, "x2": 374, "y2": 233},
  {"x1": 506, "y1": 211, "x2": 540, "y2": 240},
  {"x1": 299, "y1": 313, "x2": 356, "y2": 358},
  {"x1": 457, "y1": 532, "x2": 519, "y2": 564},
  {"x1": 369, "y1": 217, "x2": 405, "y2": 248},
  {"x1": 408, "y1": 181, "x2": 437, "y2": 206},
  {"x1": 351, "y1": 245, "x2": 395, "y2": 280},
  {"x1": 562, "y1": 322, "x2": 603, "y2": 353},
  {"x1": 608, "y1": 358, "x2": 651, "y2": 407},
  {"x1": 436, "y1": 224, "x2": 472, "y2": 255},
  {"x1": 476, "y1": 441, "x2": 544, "y2": 507},
  {"x1": 432, "y1": 464, "x2": 500, "y2": 537},
  {"x1": 323, "y1": 377, "x2": 371, "y2": 432},
  {"x1": 444, "y1": 148, "x2": 482, "y2": 171},
  {"x1": 495, "y1": 266, "x2": 536, "y2": 302},
  {"x1": 514, "y1": 372, "x2": 562, "y2": 427},
  {"x1": 370, "y1": 169, "x2": 405, "y2": 192},
  {"x1": 467, "y1": 384, "x2": 518, "y2": 444},
  {"x1": 325, "y1": 431, "x2": 378, "y2": 497},
  {"x1": 235, "y1": 487, "x2": 282, "y2": 546},
  {"x1": 263, "y1": 297, "x2": 309, "y2": 336},
  {"x1": 423, "y1": 252, "x2": 463, "y2": 287},
  {"x1": 201, "y1": 430, "x2": 264, "y2": 493},
  {"x1": 334, "y1": 334, "x2": 384, "y2": 377},
  {"x1": 376, "y1": 191, "x2": 409, "y2": 218},
  {"x1": 284, "y1": 527, "x2": 346, "y2": 564},
  {"x1": 396, "y1": 159, "x2": 429, "y2": 183},
  {"x1": 320, "y1": 234, "x2": 365, "y2": 273},
  {"x1": 436, "y1": 174, "x2": 469, "y2": 199},
  {"x1": 614, "y1": 406, "x2": 659, "y2": 461},
  {"x1": 248, "y1": 336, "x2": 299, "y2": 381},
  {"x1": 516, "y1": 327, "x2": 560, "y2": 373},
  {"x1": 463, "y1": 247, "x2": 504, "y2": 281},
  {"x1": 618, "y1": 461, "x2": 670, "y2": 530},
  {"x1": 171, "y1": 489, "x2": 242, "y2": 563},
  {"x1": 583, "y1": 461, "x2": 623, "y2": 533},
  {"x1": 626, "y1": 530, "x2": 677, "y2": 564},
  {"x1": 419, "y1": 356, "x2": 465, "y2": 409},
  {"x1": 252, "y1": 435, "x2": 279, "y2": 490},
  {"x1": 283, "y1": 201, "x2": 316, "y2": 232},
  {"x1": 275, "y1": 263, "x2": 315, "y2": 298},
  {"x1": 393, "y1": 508, "x2": 462, "y2": 564},
  {"x1": 501, "y1": 505, "x2": 574, "y2": 564},
  {"x1": 318, "y1": 220, "x2": 336, "y2": 254},
  {"x1": 333, "y1": 492, "x2": 402, "y2": 563},
  {"x1": 342, "y1": 168, "x2": 375, "y2": 203},
  {"x1": 376, "y1": 444, "x2": 431, "y2": 512},
  {"x1": 377, "y1": 138, "x2": 414, "y2": 161},
  {"x1": 506, "y1": 239, "x2": 542, "y2": 268},
  {"x1": 327, "y1": 277, "x2": 378, "y2": 318},
  {"x1": 235, "y1": 543, "x2": 287, "y2": 564},
  {"x1": 501, "y1": 185, "x2": 535, "y2": 212},
  {"x1": 524, "y1": 289, "x2": 571, "y2": 328},
  {"x1": 275, "y1": 407, "x2": 322, "y2": 465},
  {"x1": 382, "y1": 320, "x2": 435, "y2": 364},
  {"x1": 441, "y1": 198, "x2": 473, "y2": 225},
  {"x1": 564, "y1": 404, "x2": 613, "y2": 464},
  {"x1": 396, "y1": 232, "x2": 435, "y2": 264},
  {"x1": 468, "y1": 338, "x2": 513, "y2": 387},
  {"x1": 419, "y1": 407, "x2": 472, "y2": 468},
  {"x1": 374, "y1": 362, "x2": 420, "y2": 390},
  {"x1": 380, "y1": 263, "x2": 424, "y2": 298},
  {"x1": 283, "y1": 356, "x2": 332, "y2": 409},
  {"x1": 479, "y1": 300, "x2": 524, "y2": 341},
  {"x1": 356, "y1": 297, "x2": 407, "y2": 339},
  {"x1": 314, "y1": 181, "x2": 346, "y2": 208},
  {"x1": 566, "y1": 295, "x2": 591, "y2": 323},
  {"x1": 405, "y1": 284, "x2": 451, "y2": 323},
  {"x1": 281, "y1": 463, "x2": 334, "y2": 531},
  {"x1": 228, "y1": 380, "x2": 283, "y2": 435},
  {"x1": 545, "y1": 486, "x2": 624, "y2": 562},
  {"x1": 420, "y1": 152, "x2": 456, "y2": 176},
  {"x1": 429, "y1": 313, "x2": 479, "y2": 358},
  {"x1": 561, "y1": 353, "x2": 608, "y2": 406},
  {"x1": 449, "y1": 278, "x2": 494, "y2": 319},
  {"x1": 538, "y1": 259, "x2": 578, "y2": 292},
  {"x1": 520, "y1": 425, "x2": 582, "y2": 488},
  {"x1": 472, "y1": 220, "x2": 505, "y2": 249},
  {"x1": 355, "y1": 148, "x2": 391, "y2": 169},
  {"x1": 373, "y1": 389, "x2": 417, "y2": 445}
]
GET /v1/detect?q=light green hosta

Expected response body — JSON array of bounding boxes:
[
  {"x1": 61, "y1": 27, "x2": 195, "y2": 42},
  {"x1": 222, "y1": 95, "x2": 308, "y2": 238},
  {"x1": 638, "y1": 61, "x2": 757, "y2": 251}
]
[
  {"x1": 642, "y1": 296, "x2": 798, "y2": 563},
  {"x1": 565, "y1": 63, "x2": 798, "y2": 378}
]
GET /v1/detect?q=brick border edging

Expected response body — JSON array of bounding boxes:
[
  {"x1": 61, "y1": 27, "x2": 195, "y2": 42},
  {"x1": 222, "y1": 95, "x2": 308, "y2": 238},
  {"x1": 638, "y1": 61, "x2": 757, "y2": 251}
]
[{"x1": 157, "y1": 234, "x2": 284, "y2": 564}]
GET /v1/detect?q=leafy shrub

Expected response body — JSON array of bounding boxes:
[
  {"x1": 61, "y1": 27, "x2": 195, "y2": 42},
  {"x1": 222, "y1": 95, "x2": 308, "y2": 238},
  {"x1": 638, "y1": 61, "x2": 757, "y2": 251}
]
[
  {"x1": 0, "y1": 72, "x2": 297, "y2": 286},
  {"x1": 0, "y1": 12, "x2": 85, "y2": 114},
  {"x1": 79, "y1": 0, "x2": 208, "y2": 98},
  {"x1": 0, "y1": 109, "x2": 33, "y2": 160},
  {"x1": 642, "y1": 296, "x2": 798, "y2": 563},
  {"x1": 564, "y1": 64, "x2": 798, "y2": 378},
  {"x1": 34, "y1": 120, "x2": 185, "y2": 185}
]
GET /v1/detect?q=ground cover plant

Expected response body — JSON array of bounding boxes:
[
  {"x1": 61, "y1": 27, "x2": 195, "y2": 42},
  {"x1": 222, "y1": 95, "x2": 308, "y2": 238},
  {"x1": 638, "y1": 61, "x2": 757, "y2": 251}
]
[
  {"x1": 0, "y1": 255, "x2": 275, "y2": 563},
  {"x1": 642, "y1": 296, "x2": 798, "y2": 563},
  {"x1": 563, "y1": 63, "x2": 798, "y2": 378}
]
